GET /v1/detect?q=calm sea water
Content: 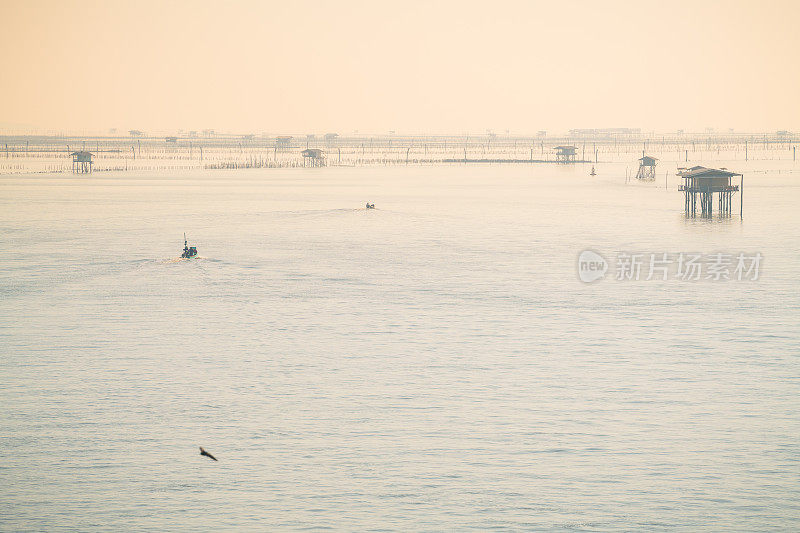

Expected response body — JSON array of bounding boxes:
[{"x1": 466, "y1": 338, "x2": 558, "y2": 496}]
[{"x1": 2, "y1": 162, "x2": 799, "y2": 531}]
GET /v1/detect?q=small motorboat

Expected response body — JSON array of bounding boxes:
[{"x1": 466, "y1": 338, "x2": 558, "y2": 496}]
[
  {"x1": 181, "y1": 233, "x2": 198, "y2": 258},
  {"x1": 590, "y1": 166, "x2": 596, "y2": 176},
  {"x1": 366, "y1": 203, "x2": 375, "y2": 209}
]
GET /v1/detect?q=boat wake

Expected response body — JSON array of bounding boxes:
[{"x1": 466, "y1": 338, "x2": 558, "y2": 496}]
[{"x1": 161, "y1": 256, "x2": 216, "y2": 264}]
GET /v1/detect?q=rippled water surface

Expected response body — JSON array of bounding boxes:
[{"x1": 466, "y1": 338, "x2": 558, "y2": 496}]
[{"x1": 2, "y1": 163, "x2": 799, "y2": 531}]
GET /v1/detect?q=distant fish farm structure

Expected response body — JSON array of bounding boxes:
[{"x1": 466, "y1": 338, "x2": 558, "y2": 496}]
[
  {"x1": 554, "y1": 145, "x2": 577, "y2": 163},
  {"x1": 635, "y1": 155, "x2": 657, "y2": 181},
  {"x1": 301, "y1": 148, "x2": 325, "y2": 167},
  {"x1": 0, "y1": 130, "x2": 795, "y2": 174},
  {"x1": 70, "y1": 151, "x2": 93, "y2": 173},
  {"x1": 678, "y1": 166, "x2": 742, "y2": 217}
]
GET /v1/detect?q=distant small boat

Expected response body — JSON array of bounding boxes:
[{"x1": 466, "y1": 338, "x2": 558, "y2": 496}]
[
  {"x1": 590, "y1": 166, "x2": 596, "y2": 176},
  {"x1": 181, "y1": 233, "x2": 198, "y2": 258},
  {"x1": 366, "y1": 203, "x2": 375, "y2": 209}
]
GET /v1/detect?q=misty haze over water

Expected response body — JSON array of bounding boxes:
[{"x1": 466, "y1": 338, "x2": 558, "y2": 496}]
[{"x1": 2, "y1": 0, "x2": 800, "y2": 530}]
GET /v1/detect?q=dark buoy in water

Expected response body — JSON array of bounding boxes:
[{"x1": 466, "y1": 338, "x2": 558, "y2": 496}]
[
  {"x1": 366, "y1": 203, "x2": 375, "y2": 209},
  {"x1": 181, "y1": 233, "x2": 198, "y2": 258}
]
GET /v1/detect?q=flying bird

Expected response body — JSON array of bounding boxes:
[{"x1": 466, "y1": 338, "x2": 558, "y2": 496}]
[{"x1": 199, "y1": 446, "x2": 218, "y2": 461}]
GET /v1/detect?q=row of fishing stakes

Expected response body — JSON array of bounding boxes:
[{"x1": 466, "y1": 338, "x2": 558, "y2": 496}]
[
  {"x1": 1, "y1": 136, "x2": 767, "y2": 219},
  {"x1": 2, "y1": 135, "x2": 794, "y2": 170}
]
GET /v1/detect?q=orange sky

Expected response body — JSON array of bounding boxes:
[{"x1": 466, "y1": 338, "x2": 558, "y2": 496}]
[{"x1": 1, "y1": 0, "x2": 798, "y2": 135}]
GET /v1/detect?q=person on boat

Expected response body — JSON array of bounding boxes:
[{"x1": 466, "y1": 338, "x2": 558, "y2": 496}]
[{"x1": 181, "y1": 233, "x2": 197, "y2": 258}]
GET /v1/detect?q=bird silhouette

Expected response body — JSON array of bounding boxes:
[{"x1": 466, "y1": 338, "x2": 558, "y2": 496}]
[{"x1": 199, "y1": 446, "x2": 218, "y2": 461}]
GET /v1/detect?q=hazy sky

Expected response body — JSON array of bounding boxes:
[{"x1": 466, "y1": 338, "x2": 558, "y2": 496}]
[{"x1": 1, "y1": 0, "x2": 798, "y2": 135}]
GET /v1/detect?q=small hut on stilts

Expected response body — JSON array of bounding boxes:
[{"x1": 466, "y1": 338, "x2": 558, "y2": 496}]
[
  {"x1": 553, "y1": 145, "x2": 577, "y2": 163},
  {"x1": 301, "y1": 148, "x2": 326, "y2": 167},
  {"x1": 635, "y1": 155, "x2": 657, "y2": 181},
  {"x1": 677, "y1": 166, "x2": 743, "y2": 217},
  {"x1": 70, "y1": 151, "x2": 93, "y2": 173}
]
